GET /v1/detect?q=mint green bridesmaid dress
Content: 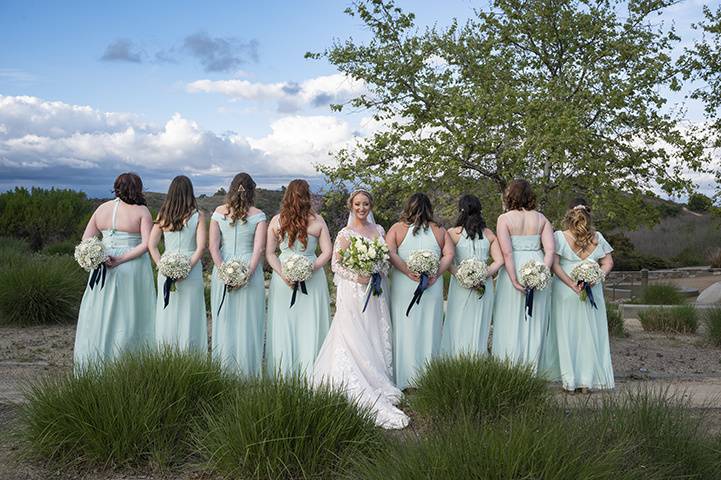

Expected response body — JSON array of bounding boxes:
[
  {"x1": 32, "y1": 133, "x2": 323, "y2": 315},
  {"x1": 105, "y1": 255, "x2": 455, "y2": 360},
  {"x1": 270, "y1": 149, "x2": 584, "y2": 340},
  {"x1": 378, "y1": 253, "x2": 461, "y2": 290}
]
[
  {"x1": 266, "y1": 235, "x2": 330, "y2": 377},
  {"x1": 74, "y1": 198, "x2": 155, "y2": 370},
  {"x1": 491, "y1": 234, "x2": 550, "y2": 373},
  {"x1": 541, "y1": 231, "x2": 615, "y2": 390},
  {"x1": 390, "y1": 226, "x2": 444, "y2": 389},
  {"x1": 440, "y1": 230, "x2": 495, "y2": 356},
  {"x1": 154, "y1": 211, "x2": 207, "y2": 353},
  {"x1": 210, "y1": 212, "x2": 267, "y2": 375}
]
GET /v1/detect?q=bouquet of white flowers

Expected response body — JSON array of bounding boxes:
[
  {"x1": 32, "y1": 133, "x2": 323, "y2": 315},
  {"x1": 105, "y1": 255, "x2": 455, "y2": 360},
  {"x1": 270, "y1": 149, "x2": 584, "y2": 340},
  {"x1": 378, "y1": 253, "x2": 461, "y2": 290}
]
[
  {"x1": 406, "y1": 249, "x2": 440, "y2": 316},
  {"x1": 339, "y1": 235, "x2": 391, "y2": 312},
  {"x1": 570, "y1": 260, "x2": 604, "y2": 309},
  {"x1": 217, "y1": 258, "x2": 250, "y2": 314},
  {"x1": 158, "y1": 252, "x2": 192, "y2": 308},
  {"x1": 456, "y1": 258, "x2": 489, "y2": 298},
  {"x1": 518, "y1": 261, "x2": 552, "y2": 318},
  {"x1": 74, "y1": 237, "x2": 109, "y2": 290},
  {"x1": 283, "y1": 254, "x2": 314, "y2": 308}
]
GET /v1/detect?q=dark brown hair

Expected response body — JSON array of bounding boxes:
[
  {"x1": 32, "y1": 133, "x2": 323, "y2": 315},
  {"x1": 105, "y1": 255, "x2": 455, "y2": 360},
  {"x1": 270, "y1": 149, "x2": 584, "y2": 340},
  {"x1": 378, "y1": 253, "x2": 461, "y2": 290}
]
[
  {"x1": 455, "y1": 194, "x2": 486, "y2": 240},
  {"x1": 504, "y1": 179, "x2": 536, "y2": 211},
  {"x1": 113, "y1": 172, "x2": 146, "y2": 205},
  {"x1": 226, "y1": 173, "x2": 256, "y2": 225},
  {"x1": 564, "y1": 197, "x2": 597, "y2": 252},
  {"x1": 156, "y1": 175, "x2": 197, "y2": 231},
  {"x1": 279, "y1": 179, "x2": 313, "y2": 248},
  {"x1": 400, "y1": 192, "x2": 434, "y2": 235}
]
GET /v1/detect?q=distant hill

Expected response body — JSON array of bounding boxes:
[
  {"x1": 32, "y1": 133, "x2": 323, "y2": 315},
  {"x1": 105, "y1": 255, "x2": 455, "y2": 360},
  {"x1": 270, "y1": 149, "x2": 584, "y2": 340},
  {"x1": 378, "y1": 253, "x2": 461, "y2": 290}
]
[{"x1": 145, "y1": 188, "x2": 286, "y2": 218}]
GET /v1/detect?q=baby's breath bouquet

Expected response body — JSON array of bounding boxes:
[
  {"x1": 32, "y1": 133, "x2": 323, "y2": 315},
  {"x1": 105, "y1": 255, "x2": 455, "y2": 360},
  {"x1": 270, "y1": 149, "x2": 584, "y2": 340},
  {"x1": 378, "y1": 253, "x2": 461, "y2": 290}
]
[
  {"x1": 518, "y1": 261, "x2": 551, "y2": 318},
  {"x1": 74, "y1": 237, "x2": 109, "y2": 290},
  {"x1": 456, "y1": 258, "x2": 489, "y2": 298},
  {"x1": 158, "y1": 252, "x2": 192, "y2": 308},
  {"x1": 405, "y1": 249, "x2": 440, "y2": 316},
  {"x1": 283, "y1": 254, "x2": 313, "y2": 308},
  {"x1": 570, "y1": 260, "x2": 604, "y2": 309},
  {"x1": 340, "y1": 235, "x2": 390, "y2": 312},
  {"x1": 217, "y1": 258, "x2": 250, "y2": 314}
]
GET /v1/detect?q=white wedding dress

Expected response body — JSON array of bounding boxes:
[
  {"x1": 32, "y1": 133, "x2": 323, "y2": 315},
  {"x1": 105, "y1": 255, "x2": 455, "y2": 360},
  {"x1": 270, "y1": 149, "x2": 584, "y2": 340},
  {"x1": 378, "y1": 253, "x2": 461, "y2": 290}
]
[{"x1": 312, "y1": 224, "x2": 409, "y2": 430}]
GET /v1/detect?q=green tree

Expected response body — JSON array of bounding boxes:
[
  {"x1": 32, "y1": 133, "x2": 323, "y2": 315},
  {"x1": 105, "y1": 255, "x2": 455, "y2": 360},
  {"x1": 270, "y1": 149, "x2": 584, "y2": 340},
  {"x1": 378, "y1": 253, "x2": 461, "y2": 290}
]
[
  {"x1": 310, "y1": 0, "x2": 707, "y2": 229},
  {"x1": 687, "y1": 192, "x2": 713, "y2": 213}
]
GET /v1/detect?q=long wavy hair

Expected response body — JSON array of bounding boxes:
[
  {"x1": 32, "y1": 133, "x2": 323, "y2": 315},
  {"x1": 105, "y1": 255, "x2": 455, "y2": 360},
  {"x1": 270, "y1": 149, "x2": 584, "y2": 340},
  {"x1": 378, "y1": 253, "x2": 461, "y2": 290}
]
[
  {"x1": 226, "y1": 173, "x2": 256, "y2": 225},
  {"x1": 563, "y1": 197, "x2": 597, "y2": 252},
  {"x1": 400, "y1": 192, "x2": 434, "y2": 235},
  {"x1": 504, "y1": 179, "x2": 536, "y2": 211},
  {"x1": 278, "y1": 179, "x2": 313, "y2": 248},
  {"x1": 454, "y1": 194, "x2": 486, "y2": 240},
  {"x1": 113, "y1": 172, "x2": 146, "y2": 205},
  {"x1": 156, "y1": 175, "x2": 197, "y2": 231}
]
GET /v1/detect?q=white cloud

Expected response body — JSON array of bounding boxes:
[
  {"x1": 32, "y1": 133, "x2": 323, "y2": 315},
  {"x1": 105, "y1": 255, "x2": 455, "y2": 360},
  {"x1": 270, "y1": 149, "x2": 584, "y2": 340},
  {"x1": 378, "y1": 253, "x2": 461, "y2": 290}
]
[{"x1": 186, "y1": 73, "x2": 366, "y2": 112}]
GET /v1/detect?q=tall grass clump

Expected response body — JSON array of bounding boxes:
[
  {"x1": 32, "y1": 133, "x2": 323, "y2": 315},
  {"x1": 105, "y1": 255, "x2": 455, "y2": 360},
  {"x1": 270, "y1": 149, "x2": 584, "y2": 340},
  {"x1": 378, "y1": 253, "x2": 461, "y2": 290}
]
[
  {"x1": 703, "y1": 308, "x2": 721, "y2": 347},
  {"x1": 41, "y1": 239, "x2": 76, "y2": 256},
  {"x1": 606, "y1": 301, "x2": 625, "y2": 337},
  {"x1": 350, "y1": 414, "x2": 634, "y2": 480},
  {"x1": 21, "y1": 349, "x2": 234, "y2": 469},
  {"x1": 410, "y1": 354, "x2": 549, "y2": 423},
  {"x1": 637, "y1": 283, "x2": 686, "y2": 305},
  {"x1": 0, "y1": 255, "x2": 86, "y2": 325},
  {"x1": 194, "y1": 374, "x2": 382, "y2": 479},
  {"x1": 0, "y1": 236, "x2": 31, "y2": 267},
  {"x1": 638, "y1": 305, "x2": 698, "y2": 333}
]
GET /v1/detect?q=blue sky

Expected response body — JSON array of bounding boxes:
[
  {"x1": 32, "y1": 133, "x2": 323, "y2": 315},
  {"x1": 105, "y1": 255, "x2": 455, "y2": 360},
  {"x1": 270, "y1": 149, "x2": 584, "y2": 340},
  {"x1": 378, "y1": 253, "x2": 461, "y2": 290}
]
[{"x1": 0, "y1": 0, "x2": 715, "y2": 197}]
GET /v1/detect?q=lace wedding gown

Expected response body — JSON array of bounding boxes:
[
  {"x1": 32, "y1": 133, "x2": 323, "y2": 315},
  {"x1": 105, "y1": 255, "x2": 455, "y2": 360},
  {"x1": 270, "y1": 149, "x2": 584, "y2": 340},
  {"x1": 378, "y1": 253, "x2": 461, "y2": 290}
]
[{"x1": 313, "y1": 226, "x2": 409, "y2": 430}]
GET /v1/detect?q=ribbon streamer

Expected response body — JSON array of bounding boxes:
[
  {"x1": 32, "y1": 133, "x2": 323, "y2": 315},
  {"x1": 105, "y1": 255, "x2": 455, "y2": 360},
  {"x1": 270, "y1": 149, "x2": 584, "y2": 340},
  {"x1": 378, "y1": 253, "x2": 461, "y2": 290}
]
[
  {"x1": 362, "y1": 272, "x2": 383, "y2": 313},
  {"x1": 579, "y1": 281, "x2": 598, "y2": 309},
  {"x1": 406, "y1": 273, "x2": 429, "y2": 317},
  {"x1": 524, "y1": 286, "x2": 535, "y2": 319},
  {"x1": 163, "y1": 277, "x2": 176, "y2": 309},
  {"x1": 217, "y1": 285, "x2": 228, "y2": 315},
  {"x1": 88, "y1": 264, "x2": 107, "y2": 291},
  {"x1": 289, "y1": 280, "x2": 308, "y2": 308}
]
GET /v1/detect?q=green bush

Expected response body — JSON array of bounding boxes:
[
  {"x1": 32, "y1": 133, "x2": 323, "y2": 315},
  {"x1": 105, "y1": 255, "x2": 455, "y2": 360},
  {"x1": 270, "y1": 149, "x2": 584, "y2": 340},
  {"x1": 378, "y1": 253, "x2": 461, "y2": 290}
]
[
  {"x1": 410, "y1": 354, "x2": 549, "y2": 423},
  {"x1": 672, "y1": 247, "x2": 705, "y2": 267},
  {"x1": 21, "y1": 349, "x2": 234, "y2": 469},
  {"x1": 606, "y1": 302, "x2": 625, "y2": 337},
  {"x1": 638, "y1": 305, "x2": 698, "y2": 334},
  {"x1": 0, "y1": 236, "x2": 31, "y2": 267},
  {"x1": 708, "y1": 248, "x2": 721, "y2": 268},
  {"x1": 194, "y1": 374, "x2": 381, "y2": 479},
  {"x1": 0, "y1": 255, "x2": 86, "y2": 325},
  {"x1": 41, "y1": 239, "x2": 76, "y2": 256},
  {"x1": 688, "y1": 192, "x2": 713, "y2": 213},
  {"x1": 637, "y1": 283, "x2": 686, "y2": 305},
  {"x1": 702, "y1": 308, "x2": 721, "y2": 347}
]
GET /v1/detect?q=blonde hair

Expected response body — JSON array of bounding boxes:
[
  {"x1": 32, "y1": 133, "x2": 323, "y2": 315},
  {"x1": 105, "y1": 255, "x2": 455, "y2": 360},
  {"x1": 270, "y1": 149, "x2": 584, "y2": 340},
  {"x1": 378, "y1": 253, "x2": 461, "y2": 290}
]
[
  {"x1": 563, "y1": 202, "x2": 596, "y2": 252},
  {"x1": 347, "y1": 189, "x2": 373, "y2": 210}
]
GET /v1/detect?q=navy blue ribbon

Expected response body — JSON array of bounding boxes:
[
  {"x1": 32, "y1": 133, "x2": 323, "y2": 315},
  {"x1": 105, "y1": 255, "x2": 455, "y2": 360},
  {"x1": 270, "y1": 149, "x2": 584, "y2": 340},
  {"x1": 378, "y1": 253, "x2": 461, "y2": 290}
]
[
  {"x1": 163, "y1": 277, "x2": 176, "y2": 309},
  {"x1": 406, "y1": 273, "x2": 430, "y2": 317},
  {"x1": 362, "y1": 272, "x2": 383, "y2": 313},
  {"x1": 524, "y1": 286, "x2": 535, "y2": 319},
  {"x1": 579, "y1": 281, "x2": 598, "y2": 309},
  {"x1": 88, "y1": 264, "x2": 107, "y2": 291},
  {"x1": 290, "y1": 280, "x2": 308, "y2": 308}
]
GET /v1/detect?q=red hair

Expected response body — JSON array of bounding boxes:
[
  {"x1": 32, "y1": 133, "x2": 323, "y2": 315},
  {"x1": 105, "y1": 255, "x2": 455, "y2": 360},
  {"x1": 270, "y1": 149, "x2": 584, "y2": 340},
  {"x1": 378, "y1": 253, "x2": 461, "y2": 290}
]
[{"x1": 278, "y1": 179, "x2": 313, "y2": 248}]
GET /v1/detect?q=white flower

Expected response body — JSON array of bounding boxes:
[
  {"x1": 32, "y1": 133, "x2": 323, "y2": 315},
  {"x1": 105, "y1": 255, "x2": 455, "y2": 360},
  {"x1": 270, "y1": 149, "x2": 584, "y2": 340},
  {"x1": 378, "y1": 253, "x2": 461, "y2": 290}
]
[
  {"x1": 570, "y1": 260, "x2": 604, "y2": 285},
  {"x1": 456, "y1": 258, "x2": 489, "y2": 289},
  {"x1": 283, "y1": 254, "x2": 313, "y2": 282},
  {"x1": 407, "y1": 249, "x2": 440, "y2": 276},
  {"x1": 518, "y1": 261, "x2": 551, "y2": 290},
  {"x1": 158, "y1": 252, "x2": 192, "y2": 280},
  {"x1": 219, "y1": 258, "x2": 250, "y2": 288},
  {"x1": 367, "y1": 247, "x2": 377, "y2": 259},
  {"x1": 74, "y1": 237, "x2": 108, "y2": 272}
]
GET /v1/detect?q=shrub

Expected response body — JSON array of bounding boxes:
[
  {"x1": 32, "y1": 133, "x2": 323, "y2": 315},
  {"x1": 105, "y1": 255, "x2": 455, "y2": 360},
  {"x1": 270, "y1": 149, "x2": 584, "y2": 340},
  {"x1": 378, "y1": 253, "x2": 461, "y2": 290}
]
[
  {"x1": 702, "y1": 308, "x2": 721, "y2": 347},
  {"x1": 410, "y1": 354, "x2": 549, "y2": 423},
  {"x1": 194, "y1": 374, "x2": 381, "y2": 479},
  {"x1": 672, "y1": 247, "x2": 705, "y2": 267},
  {"x1": 638, "y1": 305, "x2": 698, "y2": 334},
  {"x1": 606, "y1": 302, "x2": 625, "y2": 337},
  {"x1": 688, "y1": 192, "x2": 713, "y2": 213},
  {"x1": 708, "y1": 247, "x2": 721, "y2": 268},
  {"x1": 41, "y1": 239, "x2": 76, "y2": 256},
  {"x1": 21, "y1": 349, "x2": 234, "y2": 469},
  {"x1": 0, "y1": 255, "x2": 86, "y2": 325},
  {"x1": 637, "y1": 283, "x2": 686, "y2": 305},
  {"x1": 0, "y1": 236, "x2": 31, "y2": 267}
]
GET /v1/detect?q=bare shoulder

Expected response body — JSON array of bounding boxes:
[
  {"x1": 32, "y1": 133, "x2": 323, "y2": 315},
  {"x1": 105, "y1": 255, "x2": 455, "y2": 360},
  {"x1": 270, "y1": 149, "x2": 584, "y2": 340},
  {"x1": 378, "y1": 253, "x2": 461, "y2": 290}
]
[
  {"x1": 247, "y1": 206, "x2": 263, "y2": 217},
  {"x1": 214, "y1": 204, "x2": 229, "y2": 216},
  {"x1": 448, "y1": 226, "x2": 463, "y2": 238},
  {"x1": 269, "y1": 213, "x2": 281, "y2": 226},
  {"x1": 134, "y1": 204, "x2": 152, "y2": 217},
  {"x1": 197, "y1": 210, "x2": 206, "y2": 222}
]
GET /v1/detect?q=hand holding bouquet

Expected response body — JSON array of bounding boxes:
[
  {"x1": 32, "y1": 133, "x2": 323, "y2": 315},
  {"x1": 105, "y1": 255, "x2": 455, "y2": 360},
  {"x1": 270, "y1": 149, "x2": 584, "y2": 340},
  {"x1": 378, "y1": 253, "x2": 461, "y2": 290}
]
[
  {"x1": 217, "y1": 259, "x2": 250, "y2": 314},
  {"x1": 570, "y1": 260, "x2": 604, "y2": 309},
  {"x1": 283, "y1": 254, "x2": 313, "y2": 308},
  {"x1": 74, "y1": 237, "x2": 109, "y2": 290},
  {"x1": 456, "y1": 258, "x2": 489, "y2": 298},
  {"x1": 158, "y1": 252, "x2": 192, "y2": 308},
  {"x1": 405, "y1": 249, "x2": 440, "y2": 316},
  {"x1": 339, "y1": 235, "x2": 390, "y2": 311},
  {"x1": 519, "y1": 261, "x2": 551, "y2": 318}
]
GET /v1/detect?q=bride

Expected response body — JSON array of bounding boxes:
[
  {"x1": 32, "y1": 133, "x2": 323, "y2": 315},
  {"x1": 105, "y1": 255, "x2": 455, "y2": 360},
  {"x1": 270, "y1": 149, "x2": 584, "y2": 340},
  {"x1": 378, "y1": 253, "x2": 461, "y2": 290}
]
[{"x1": 312, "y1": 190, "x2": 409, "y2": 429}]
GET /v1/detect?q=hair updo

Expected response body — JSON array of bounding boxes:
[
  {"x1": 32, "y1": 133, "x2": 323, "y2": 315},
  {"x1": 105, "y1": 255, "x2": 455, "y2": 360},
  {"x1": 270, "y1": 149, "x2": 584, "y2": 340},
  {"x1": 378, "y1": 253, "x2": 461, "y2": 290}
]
[
  {"x1": 113, "y1": 172, "x2": 146, "y2": 206},
  {"x1": 454, "y1": 194, "x2": 486, "y2": 240},
  {"x1": 347, "y1": 189, "x2": 373, "y2": 210},
  {"x1": 563, "y1": 197, "x2": 597, "y2": 252}
]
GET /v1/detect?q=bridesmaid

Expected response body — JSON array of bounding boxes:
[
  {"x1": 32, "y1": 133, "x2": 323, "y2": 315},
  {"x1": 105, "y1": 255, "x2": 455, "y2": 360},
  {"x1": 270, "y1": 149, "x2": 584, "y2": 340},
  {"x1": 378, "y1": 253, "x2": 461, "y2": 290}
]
[
  {"x1": 74, "y1": 172, "x2": 155, "y2": 369},
  {"x1": 148, "y1": 175, "x2": 207, "y2": 353},
  {"x1": 266, "y1": 179, "x2": 332, "y2": 378},
  {"x1": 541, "y1": 198, "x2": 615, "y2": 392},
  {"x1": 387, "y1": 193, "x2": 454, "y2": 390},
  {"x1": 440, "y1": 194, "x2": 504, "y2": 356},
  {"x1": 492, "y1": 179, "x2": 554, "y2": 373},
  {"x1": 209, "y1": 173, "x2": 267, "y2": 376}
]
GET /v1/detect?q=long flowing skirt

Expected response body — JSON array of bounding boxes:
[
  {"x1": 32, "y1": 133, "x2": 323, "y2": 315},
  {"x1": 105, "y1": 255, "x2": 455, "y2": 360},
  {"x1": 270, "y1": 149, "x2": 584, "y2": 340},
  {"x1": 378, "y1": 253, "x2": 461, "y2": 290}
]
[{"x1": 441, "y1": 276, "x2": 495, "y2": 356}]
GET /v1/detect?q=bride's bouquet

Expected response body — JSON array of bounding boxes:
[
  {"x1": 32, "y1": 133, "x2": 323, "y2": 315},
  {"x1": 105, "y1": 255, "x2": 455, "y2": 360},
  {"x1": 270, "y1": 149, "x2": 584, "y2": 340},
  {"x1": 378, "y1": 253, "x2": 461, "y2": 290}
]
[
  {"x1": 158, "y1": 252, "x2": 192, "y2": 308},
  {"x1": 217, "y1": 258, "x2": 250, "y2": 314},
  {"x1": 283, "y1": 254, "x2": 314, "y2": 308},
  {"x1": 339, "y1": 236, "x2": 390, "y2": 312},
  {"x1": 518, "y1": 261, "x2": 551, "y2": 318},
  {"x1": 456, "y1": 258, "x2": 489, "y2": 299},
  {"x1": 570, "y1": 260, "x2": 604, "y2": 309},
  {"x1": 406, "y1": 249, "x2": 440, "y2": 316},
  {"x1": 74, "y1": 237, "x2": 109, "y2": 291}
]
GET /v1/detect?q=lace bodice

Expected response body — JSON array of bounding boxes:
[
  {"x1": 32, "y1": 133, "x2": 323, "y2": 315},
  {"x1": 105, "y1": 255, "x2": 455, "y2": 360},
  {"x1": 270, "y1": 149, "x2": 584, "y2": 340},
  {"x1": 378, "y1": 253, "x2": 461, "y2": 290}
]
[{"x1": 332, "y1": 225, "x2": 386, "y2": 284}]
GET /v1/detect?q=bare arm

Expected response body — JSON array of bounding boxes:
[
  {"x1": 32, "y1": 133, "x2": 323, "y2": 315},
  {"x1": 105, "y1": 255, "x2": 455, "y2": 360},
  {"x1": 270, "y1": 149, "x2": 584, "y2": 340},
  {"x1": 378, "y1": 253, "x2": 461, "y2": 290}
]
[
  {"x1": 488, "y1": 237, "x2": 504, "y2": 277},
  {"x1": 81, "y1": 209, "x2": 101, "y2": 240},
  {"x1": 437, "y1": 229, "x2": 454, "y2": 276},
  {"x1": 148, "y1": 224, "x2": 163, "y2": 265},
  {"x1": 496, "y1": 215, "x2": 522, "y2": 290},
  {"x1": 109, "y1": 208, "x2": 153, "y2": 267},
  {"x1": 313, "y1": 217, "x2": 332, "y2": 271},
  {"x1": 190, "y1": 212, "x2": 207, "y2": 268},
  {"x1": 208, "y1": 219, "x2": 223, "y2": 268},
  {"x1": 599, "y1": 254, "x2": 614, "y2": 278},
  {"x1": 249, "y1": 220, "x2": 268, "y2": 275},
  {"x1": 387, "y1": 224, "x2": 419, "y2": 282},
  {"x1": 265, "y1": 217, "x2": 283, "y2": 276},
  {"x1": 552, "y1": 253, "x2": 580, "y2": 292},
  {"x1": 540, "y1": 218, "x2": 555, "y2": 269}
]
